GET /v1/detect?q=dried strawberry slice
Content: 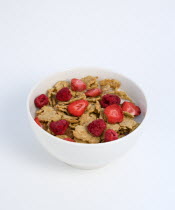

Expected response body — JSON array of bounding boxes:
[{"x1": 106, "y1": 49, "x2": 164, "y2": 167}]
[
  {"x1": 68, "y1": 100, "x2": 88, "y2": 117},
  {"x1": 104, "y1": 104, "x2": 123, "y2": 123},
  {"x1": 85, "y1": 88, "x2": 102, "y2": 97},
  {"x1": 64, "y1": 138, "x2": 75, "y2": 142},
  {"x1": 34, "y1": 117, "x2": 42, "y2": 127},
  {"x1": 71, "y1": 78, "x2": 86, "y2": 91},
  {"x1": 121, "y1": 102, "x2": 141, "y2": 116}
]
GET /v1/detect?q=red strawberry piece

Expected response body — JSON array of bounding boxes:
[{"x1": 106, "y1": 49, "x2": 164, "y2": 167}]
[
  {"x1": 34, "y1": 117, "x2": 42, "y2": 127},
  {"x1": 104, "y1": 104, "x2": 124, "y2": 124},
  {"x1": 68, "y1": 100, "x2": 88, "y2": 117},
  {"x1": 122, "y1": 102, "x2": 141, "y2": 116},
  {"x1": 64, "y1": 138, "x2": 75, "y2": 142},
  {"x1": 49, "y1": 120, "x2": 69, "y2": 135},
  {"x1": 56, "y1": 87, "x2": 72, "y2": 101},
  {"x1": 85, "y1": 88, "x2": 102, "y2": 97},
  {"x1": 87, "y1": 119, "x2": 106, "y2": 137},
  {"x1": 100, "y1": 94, "x2": 121, "y2": 108},
  {"x1": 104, "y1": 129, "x2": 118, "y2": 142},
  {"x1": 34, "y1": 94, "x2": 49, "y2": 108},
  {"x1": 71, "y1": 78, "x2": 86, "y2": 91}
]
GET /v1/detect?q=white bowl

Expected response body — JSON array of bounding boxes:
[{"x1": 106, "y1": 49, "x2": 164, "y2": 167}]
[{"x1": 27, "y1": 68, "x2": 148, "y2": 169}]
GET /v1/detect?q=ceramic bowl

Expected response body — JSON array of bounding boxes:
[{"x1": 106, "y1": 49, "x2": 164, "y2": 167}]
[{"x1": 27, "y1": 68, "x2": 147, "y2": 169}]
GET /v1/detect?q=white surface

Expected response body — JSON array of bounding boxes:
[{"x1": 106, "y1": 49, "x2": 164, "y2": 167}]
[
  {"x1": 27, "y1": 69, "x2": 147, "y2": 169},
  {"x1": 0, "y1": 0, "x2": 174, "y2": 209}
]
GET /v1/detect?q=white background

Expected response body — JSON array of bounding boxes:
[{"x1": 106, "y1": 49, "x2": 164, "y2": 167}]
[{"x1": 0, "y1": 0, "x2": 175, "y2": 210}]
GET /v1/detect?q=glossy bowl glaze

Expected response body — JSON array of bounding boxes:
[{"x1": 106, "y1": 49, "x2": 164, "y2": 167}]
[{"x1": 27, "y1": 68, "x2": 148, "y2": 169}]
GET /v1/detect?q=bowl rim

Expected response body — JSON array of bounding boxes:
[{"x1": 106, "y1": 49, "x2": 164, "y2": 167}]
[{"x1": 27, "y1": 67, "x2": 148, "y2": 147}]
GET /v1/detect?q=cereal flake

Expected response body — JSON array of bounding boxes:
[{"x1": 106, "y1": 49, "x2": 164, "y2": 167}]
[
  {"x1": 73, "y1": 125, "x2": 100, "y2": 143},
  {"x1": 54, "y1": 81, "x2": 69, "y2": 91},
  {"x1": 37, "y1": 106, "x2": 62, "y2": 122},
  {"x1": 119, "y1": 117, "x2": 137, "y2": 130},
  {"x1": 115, "y1": 90, "x2": 133, "y2": 102},
  {"x1": 79, "y1": 113, "x2": 97, "y2": 126},
  {"x1": 100, "y1": 79, "x2": 121, "y2": 89},
  {"x1": 81, "y1": 76, "x2": 98, "y2": 89}
]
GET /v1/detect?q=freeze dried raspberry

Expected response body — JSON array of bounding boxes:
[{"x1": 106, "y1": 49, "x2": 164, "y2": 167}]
[
  {"x1": 49, "y1": 120, "x2": 69, "y2": 135},
  {"x1": 104, "y1": 129, "x2": 118, "y2": 142},
  {"x1": 100, "y1": 94, "x2": 121, "y2": 108},
  {"x1": 87, "y1": 119, "x2": 106, "y2": 137},
  {"x1": 56, "y1": 87, "x2": 72, "y2": 101},
  {"x1": 34, "y1": 94, "x2": 49, "y2": 108},
  {"x1": 64, "y1": 138, "x2": 75, "y2": 142}
]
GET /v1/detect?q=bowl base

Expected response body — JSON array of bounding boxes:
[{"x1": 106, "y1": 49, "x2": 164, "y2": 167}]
[{"x1": 67, "y1": 163, "x2": 109, "y2": 170}]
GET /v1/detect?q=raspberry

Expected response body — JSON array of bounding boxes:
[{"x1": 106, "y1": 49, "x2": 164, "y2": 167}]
[
  {"x1": 87, "y1": 119, "x2": 106, "y2": 137},
  {"x1": 104, "y1": 129, "x2": 118, "y2": 142},
  {"x1": 56, "y1": 87, "x2": 72, "y2": 101},
  {"x1": 49, "y1": 120, "x2": 69, "y2": 135},
  {"x1": 100, "y1": 94, "x2": 121, "y2": 108},
  {"x1": 34, "y1": 94, "x2": 49, "y2": 108}
]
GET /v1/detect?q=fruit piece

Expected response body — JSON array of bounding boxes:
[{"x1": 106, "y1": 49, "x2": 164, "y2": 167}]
[
  {"x1": 49, "y1": 120, "x2": 69, "y2": 135},
  {"x1": 104, "y1": 129, "x2": 118, "y2": 142},
  {"x1": 87, "y1": 119, "x2": 106, "y2": 137},
  {"x1": 85, "y1": 88, "x2": 102, "y2": 97},
  {"x1": 104, "y1": 104, "x2": 124, "y2": 124},
  {"x1": 100, "y1": 94, "x2": 121, "y2": 108},
  {"x1": 34, "y1": 94, "x2": 49, "y2": 108},
  {"x1": 56, "y1": 87, "x2": 72, "y2": 101},
  {"x1": 121, "y1": 102, "x2": 141, "y2": 116},
  {"x1": 34, "y1": 117, "x2": 42, "y2": 127},
  {"x1": 64, "y1": 138, "x2": 75, "y2": 142},
  {"x1": 71, "y1": 78, "x2": 86, "y2": 91},
  {"x1": 68, "y1": 100, "x2": 88, "y2": 117}
]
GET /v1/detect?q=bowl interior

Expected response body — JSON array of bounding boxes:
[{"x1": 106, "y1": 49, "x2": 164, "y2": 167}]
[{"x1": 28, "y1": 68, "x2": 147, "y2": 125}]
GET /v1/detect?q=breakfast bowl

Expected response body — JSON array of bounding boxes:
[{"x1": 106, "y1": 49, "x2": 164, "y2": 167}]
[{"x1": 27, "y1": 68, "x2": 147, "y2": 169}]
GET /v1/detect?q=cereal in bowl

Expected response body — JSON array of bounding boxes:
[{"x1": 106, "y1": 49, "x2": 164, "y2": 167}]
[{"x1": 34, "y1": 76, "x2": 141, "y2": 143}]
